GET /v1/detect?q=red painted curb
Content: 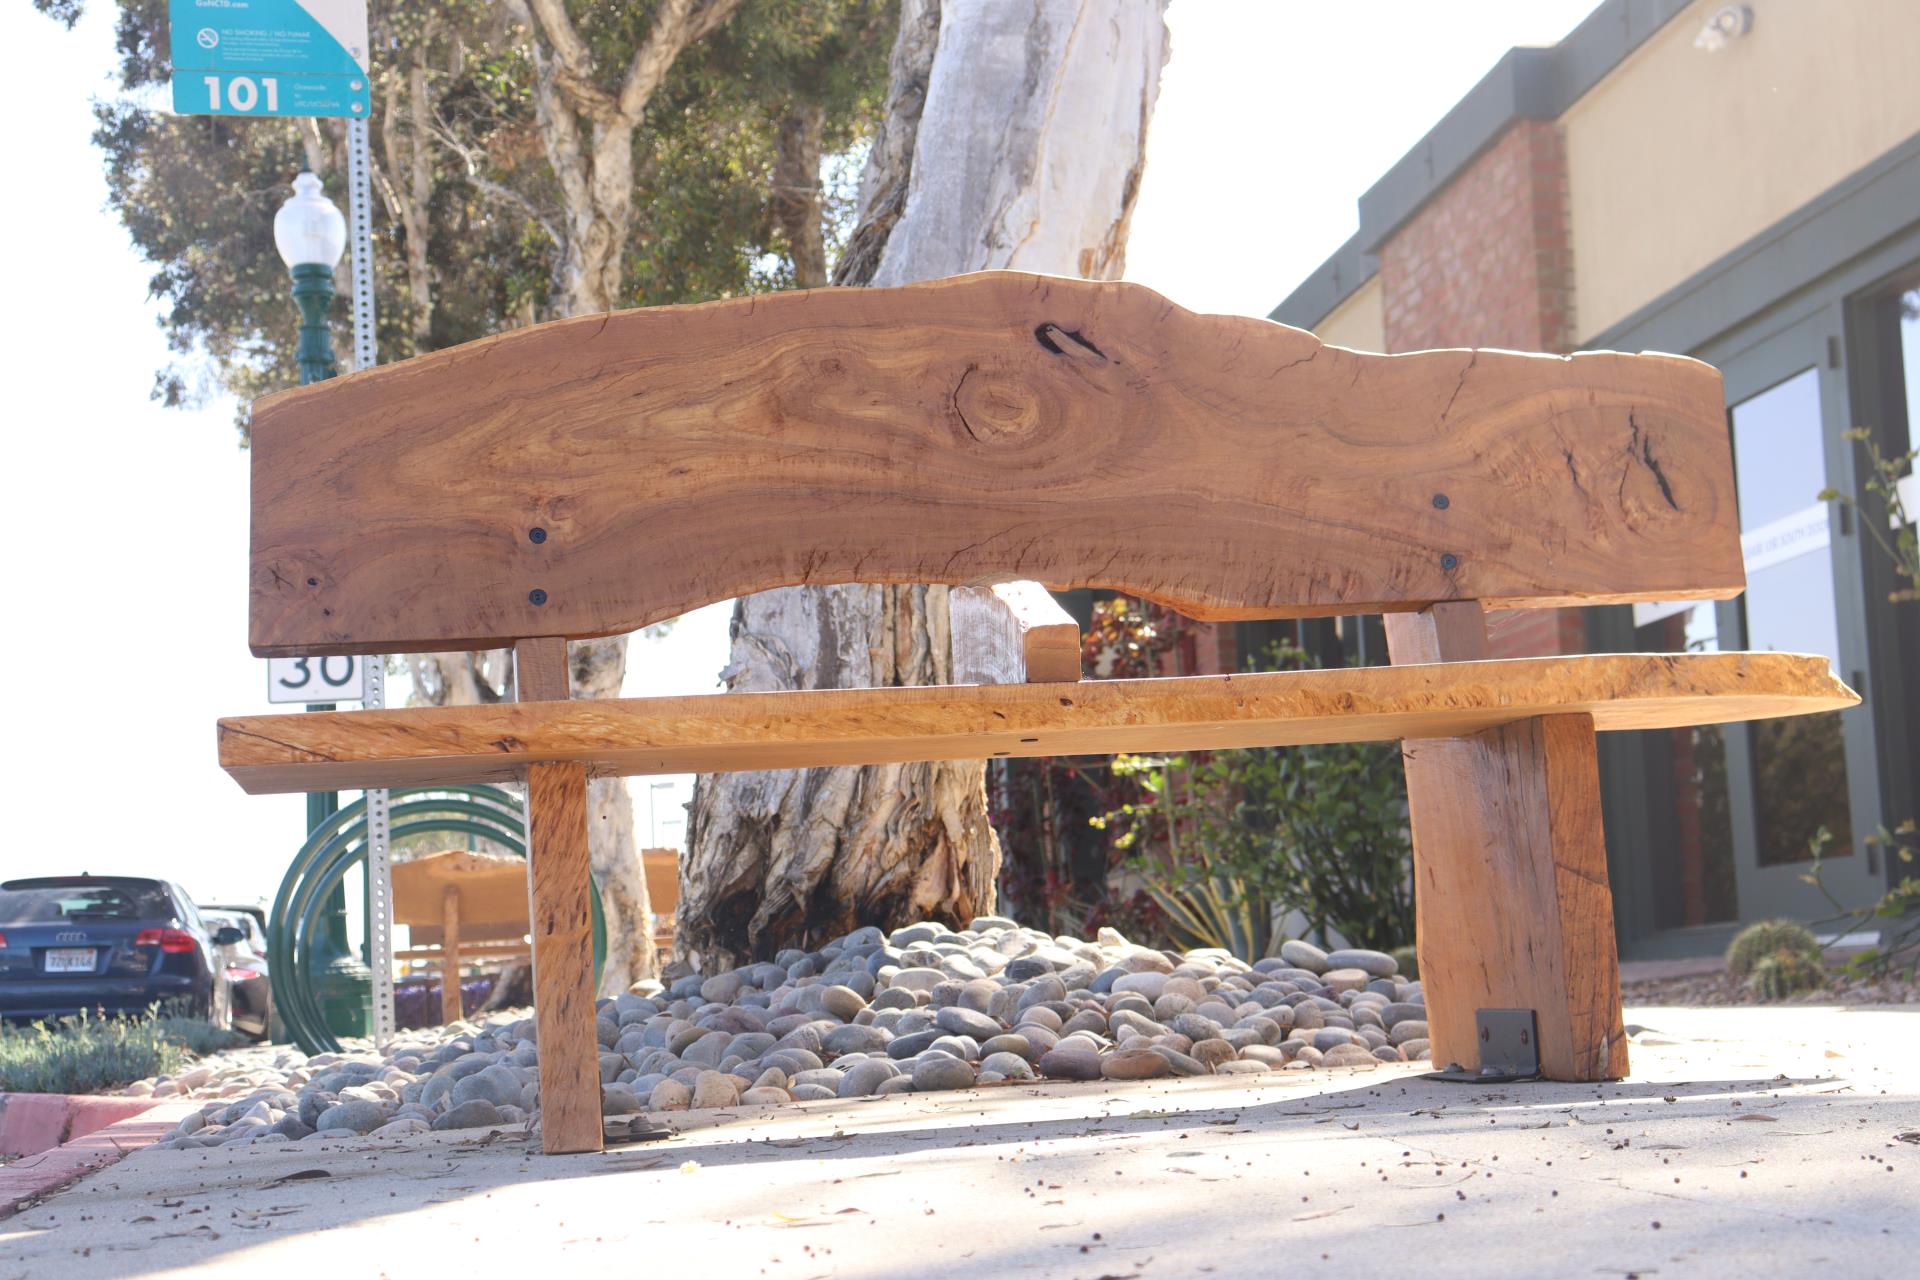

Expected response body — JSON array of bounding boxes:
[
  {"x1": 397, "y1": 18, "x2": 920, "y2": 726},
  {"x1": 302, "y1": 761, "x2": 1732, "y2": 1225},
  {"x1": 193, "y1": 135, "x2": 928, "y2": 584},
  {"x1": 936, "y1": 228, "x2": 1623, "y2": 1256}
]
[
  {"x1": 0, "y1": 1099, "x2": 200, "y2": 1220},
  {"x1": 0, "y1": 1093, "x2": 162, "y2": 1158}
]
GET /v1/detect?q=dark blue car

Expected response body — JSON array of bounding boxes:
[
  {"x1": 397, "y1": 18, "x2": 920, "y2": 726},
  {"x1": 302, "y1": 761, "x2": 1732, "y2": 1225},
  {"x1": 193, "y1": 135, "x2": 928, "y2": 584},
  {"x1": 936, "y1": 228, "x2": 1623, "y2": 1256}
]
[{"x1": 0, "y1": 875, "x2": 240, "y2": 1026}]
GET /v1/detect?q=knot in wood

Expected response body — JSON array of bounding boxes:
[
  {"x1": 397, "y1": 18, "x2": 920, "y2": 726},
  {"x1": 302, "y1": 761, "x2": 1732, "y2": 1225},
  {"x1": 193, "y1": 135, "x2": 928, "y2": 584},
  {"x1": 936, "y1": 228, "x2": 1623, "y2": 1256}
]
[{"x1": 952, "y1": 366, "x2": 1048, "y2": 444}]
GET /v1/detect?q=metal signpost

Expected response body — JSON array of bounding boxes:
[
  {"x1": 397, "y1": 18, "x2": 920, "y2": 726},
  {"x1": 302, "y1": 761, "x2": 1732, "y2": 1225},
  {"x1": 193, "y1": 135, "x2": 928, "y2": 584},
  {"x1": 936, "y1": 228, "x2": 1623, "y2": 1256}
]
[{"x1": 171, "y1": 0, "x2": 396, "y2": 1047}]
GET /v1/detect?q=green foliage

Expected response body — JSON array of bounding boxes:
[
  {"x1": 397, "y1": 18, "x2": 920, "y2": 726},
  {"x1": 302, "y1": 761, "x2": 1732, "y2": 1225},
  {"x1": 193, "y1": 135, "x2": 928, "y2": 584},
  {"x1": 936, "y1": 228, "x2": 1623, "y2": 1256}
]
[
  {"x1": 1749, "y1": 949, "x2": 1825, "y2": 1001},
  {"x1": 1101, "y1": 642, "x2": 1414, "y2": 959},
  {"x1": 59, "y1": 0, "x2": 893, "y2": 427},
  {"x1": 1135, "y1": 841, "x2": 1277, "y2": 960},
  {"x1": 1805, "y1": 418, "x2": 1918, "y2": 982},
  {"x1": 1390, "y1": 944, "x2": 1419, "y2": 980},
  {"x1": 0, "y1": 1009, "x2": 245, "y2": 1096},
  {"x1": 1817, "y1": 428, "x2": 1919, "y2": 604},
  {"x1": 1804, "y1": 819, "x2": 1920, "y2": 982},
  {"x1": 1724, "y1": 918, "x2": 1822, "y2": 980}
]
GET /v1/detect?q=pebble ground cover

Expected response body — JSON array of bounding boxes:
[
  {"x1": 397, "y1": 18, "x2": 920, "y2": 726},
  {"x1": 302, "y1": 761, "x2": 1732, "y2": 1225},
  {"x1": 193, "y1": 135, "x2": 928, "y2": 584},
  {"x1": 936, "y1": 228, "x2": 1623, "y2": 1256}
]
[{"x1": 130, "y1": 918, "x2": 1429, "y2": 1148}]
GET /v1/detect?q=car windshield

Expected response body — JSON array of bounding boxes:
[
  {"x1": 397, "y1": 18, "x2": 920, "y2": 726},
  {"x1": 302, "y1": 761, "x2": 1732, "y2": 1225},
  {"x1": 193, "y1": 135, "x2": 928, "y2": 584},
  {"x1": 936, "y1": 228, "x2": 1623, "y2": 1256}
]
[{"x1": 0, "y1": 882, "x2": 173, "y2": 924}]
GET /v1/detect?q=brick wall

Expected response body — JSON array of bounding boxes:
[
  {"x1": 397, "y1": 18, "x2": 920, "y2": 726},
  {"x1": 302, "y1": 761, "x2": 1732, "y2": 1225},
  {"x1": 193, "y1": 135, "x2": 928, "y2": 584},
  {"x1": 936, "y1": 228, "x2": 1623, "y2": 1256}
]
[
  {"x1": 1379, "y1": 119, "x2": 1576, "y2": 353},
  {"x1": 1378, "y1": 118, "x2": 1584, "y2": 658}
]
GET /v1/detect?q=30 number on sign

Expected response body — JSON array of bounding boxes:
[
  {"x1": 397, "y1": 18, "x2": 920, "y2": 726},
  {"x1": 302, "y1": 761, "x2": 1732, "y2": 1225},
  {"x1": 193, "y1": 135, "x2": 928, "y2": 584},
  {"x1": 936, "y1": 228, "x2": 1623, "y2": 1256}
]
[{"x1": 267, "y1": 656, "x2": 364, "y2": 704}]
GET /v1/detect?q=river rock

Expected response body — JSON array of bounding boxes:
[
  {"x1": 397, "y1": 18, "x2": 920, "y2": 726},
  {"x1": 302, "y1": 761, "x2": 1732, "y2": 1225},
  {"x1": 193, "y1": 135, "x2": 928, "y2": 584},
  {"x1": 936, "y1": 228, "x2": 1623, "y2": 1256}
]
[
  {"x1": 1101, "y1": 1049, "x2": 1171, "y2": 1080},
  {"x1": 433, "y1": 1099, "x2": 503, "y2": 1130},
  {"x1": 1037, "y1": 1048, "x2": 1104, "y2": 1081},
  {"x1": 1323, "y1": 949, "x2": 1397, "y2": 978},
  {"x1": 1279, "y1": 940, "x2": 1330, "y2": 973},
  {"x1": 912, "y1": 1056, "x2": 976, "y2": 1092}
]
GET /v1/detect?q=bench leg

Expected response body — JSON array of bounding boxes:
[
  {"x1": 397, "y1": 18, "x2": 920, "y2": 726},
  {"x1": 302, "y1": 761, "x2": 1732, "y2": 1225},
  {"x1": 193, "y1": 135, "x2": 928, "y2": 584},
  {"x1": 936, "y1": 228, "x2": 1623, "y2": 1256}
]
[
  {"x1": 1400, "y1": 713, "x2": 1628, "y2": 1081},
  {"x1": 525, "y1": 761, "x2": 605, "y2": 1153},
  {"x1": 1387, "y1": 603, "x2": 1626, "y2": 1082},
  {"x1": 440, "y1": 884, "x2": 463, "y2": 1026}
]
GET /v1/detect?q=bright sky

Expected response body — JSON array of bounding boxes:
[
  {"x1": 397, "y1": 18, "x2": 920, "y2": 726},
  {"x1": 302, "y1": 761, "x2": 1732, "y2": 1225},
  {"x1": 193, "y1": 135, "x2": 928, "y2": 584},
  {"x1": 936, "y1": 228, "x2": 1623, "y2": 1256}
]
[{"x1": 0, "y1": 0, "x2": 1597, "y2": 910}]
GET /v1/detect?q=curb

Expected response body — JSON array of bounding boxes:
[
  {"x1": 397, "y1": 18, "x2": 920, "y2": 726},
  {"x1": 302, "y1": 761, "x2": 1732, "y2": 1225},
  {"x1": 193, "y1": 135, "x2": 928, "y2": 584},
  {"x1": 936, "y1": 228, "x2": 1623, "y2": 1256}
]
[
  {"x1": 0, "y1": 1099, "x2": 200, "y2": 1220},
  {"x1": 0, "y1": 1092, "x2": 162, "y2": 1159}
]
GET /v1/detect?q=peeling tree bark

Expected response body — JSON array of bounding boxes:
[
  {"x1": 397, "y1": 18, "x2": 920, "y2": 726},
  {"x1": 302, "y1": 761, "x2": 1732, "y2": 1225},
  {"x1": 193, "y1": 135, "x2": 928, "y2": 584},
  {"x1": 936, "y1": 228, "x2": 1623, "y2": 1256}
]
[{"x1": 680, "y1": 0, "x2": 1170, "y2": 971}]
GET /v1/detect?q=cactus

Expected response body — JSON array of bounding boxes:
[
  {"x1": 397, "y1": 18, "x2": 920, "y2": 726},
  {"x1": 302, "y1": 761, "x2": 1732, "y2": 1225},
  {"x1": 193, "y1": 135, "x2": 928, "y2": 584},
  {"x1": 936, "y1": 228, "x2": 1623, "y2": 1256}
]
[
  {"x1": 1749, "y1": 948, "x2": 1825, "y2": 1001},
  {"x1": 1725, "y1": 918, "x2": 1821, "y2": 979}
]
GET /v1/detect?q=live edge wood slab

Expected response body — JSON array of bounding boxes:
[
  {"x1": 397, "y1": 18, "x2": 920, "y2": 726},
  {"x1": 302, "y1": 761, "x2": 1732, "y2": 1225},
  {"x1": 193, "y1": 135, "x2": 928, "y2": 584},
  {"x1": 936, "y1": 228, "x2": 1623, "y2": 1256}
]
[
  {"x1": 246, "y1": 272, "x2": 1742, "y2": 658},
  {"x1": 217, "y1": 652, "x2": 1853, "y2": 795}
]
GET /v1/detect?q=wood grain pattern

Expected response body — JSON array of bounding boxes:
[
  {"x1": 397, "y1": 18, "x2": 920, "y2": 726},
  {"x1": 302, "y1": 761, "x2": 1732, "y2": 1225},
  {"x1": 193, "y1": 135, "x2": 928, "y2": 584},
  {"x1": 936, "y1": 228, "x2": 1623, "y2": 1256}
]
[
  {"x1": 216, "y1": 651, "x2": 1854, "y2": 794},
  {"x1": 1395, "y1": 715, "x2": 1628, "y2": 1081},
  {"x1": 514, "y1": 637, "x2": 571, "y2": 703},
  {"x1": 246, "y1": 272, "x2": 1742, "y2": 657},
  {"x1": 1389, "y1": 606, "x2": 1627, "y2": 1081},
  {"x1": 524, "y1": 761, "x2": 602, "y2": 1155},
  {"x1": 950, "y1": 581, "x2": 1082, "y2": 683}
]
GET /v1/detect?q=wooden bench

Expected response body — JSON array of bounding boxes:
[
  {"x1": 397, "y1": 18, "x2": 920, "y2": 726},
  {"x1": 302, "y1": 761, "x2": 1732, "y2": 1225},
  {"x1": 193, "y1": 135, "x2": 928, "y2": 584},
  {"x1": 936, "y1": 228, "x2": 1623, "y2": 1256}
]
[
  {"x1": 391, "y1": 850, "x2": 536, "y2": 1025},
  {"x1": 217, "y1": 271, "x2": 1855, "y2": 1153}
]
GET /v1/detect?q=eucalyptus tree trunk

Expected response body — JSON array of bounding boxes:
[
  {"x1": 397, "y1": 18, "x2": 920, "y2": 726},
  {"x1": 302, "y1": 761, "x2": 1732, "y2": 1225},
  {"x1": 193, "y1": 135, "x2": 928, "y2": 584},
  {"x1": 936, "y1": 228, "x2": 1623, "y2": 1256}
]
[
  {"x1": 679, "y1": 0, "x2": 1170, "y2": 971},
  {"x1": 403, "y1": 0, "x2": 743, "y2": 993}
]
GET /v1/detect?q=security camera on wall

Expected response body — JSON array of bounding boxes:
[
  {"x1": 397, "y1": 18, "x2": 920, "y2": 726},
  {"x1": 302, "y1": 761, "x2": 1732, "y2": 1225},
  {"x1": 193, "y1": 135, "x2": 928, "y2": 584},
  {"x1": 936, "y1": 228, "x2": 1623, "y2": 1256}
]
[{"x1": 1694, "y1": 4, "x2": 1754, "y2": 53}]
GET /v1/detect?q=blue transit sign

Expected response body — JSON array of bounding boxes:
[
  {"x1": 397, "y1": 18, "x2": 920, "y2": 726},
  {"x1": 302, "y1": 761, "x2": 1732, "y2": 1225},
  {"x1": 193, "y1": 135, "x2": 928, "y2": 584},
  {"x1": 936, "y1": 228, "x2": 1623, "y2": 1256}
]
[{"x1": 168, "y1": 0, "x2": 370, "y2": 118}]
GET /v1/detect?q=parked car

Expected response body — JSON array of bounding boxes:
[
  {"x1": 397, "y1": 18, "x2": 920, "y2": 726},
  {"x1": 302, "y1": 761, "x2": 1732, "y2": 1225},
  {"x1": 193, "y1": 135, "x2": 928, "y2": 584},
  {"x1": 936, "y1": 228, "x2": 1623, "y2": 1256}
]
[
  {"x1": 199, "y1": 906, "x2": 274, "y2": 1040},
  {"x1": 0, "y1": 875, "x2": 243, "y2": 1027}
]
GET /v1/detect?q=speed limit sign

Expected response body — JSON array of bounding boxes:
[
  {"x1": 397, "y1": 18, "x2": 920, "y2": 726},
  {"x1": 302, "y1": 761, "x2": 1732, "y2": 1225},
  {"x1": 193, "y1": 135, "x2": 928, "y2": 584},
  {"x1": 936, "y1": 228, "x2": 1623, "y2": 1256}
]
[{"x1": 267, "y1": 655, "x2": 365, "y2": 704}]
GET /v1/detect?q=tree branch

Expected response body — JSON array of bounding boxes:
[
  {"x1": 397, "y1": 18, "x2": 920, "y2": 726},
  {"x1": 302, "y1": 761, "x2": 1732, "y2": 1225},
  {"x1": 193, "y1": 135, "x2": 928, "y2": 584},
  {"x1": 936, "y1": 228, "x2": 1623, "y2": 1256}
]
[
  {"x1": 614, "y1": 0, "x2": 743, "y2": 125},
  {"x1": 523, "y1": 0, "x2": 618, "y2": 119}
]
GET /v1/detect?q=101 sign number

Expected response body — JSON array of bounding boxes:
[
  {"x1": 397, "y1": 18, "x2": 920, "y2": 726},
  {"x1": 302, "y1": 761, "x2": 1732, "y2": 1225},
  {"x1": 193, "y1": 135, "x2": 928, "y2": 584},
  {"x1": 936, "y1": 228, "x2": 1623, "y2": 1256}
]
[{"x1": 202, "y1": 75, "x2": 281, "y2": 113}]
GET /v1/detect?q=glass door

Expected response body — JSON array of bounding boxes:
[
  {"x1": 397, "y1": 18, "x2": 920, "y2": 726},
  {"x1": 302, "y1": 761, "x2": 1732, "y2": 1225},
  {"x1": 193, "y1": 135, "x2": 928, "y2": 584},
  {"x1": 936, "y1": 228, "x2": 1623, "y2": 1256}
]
[{"x1": 1716, "y1": 307, "x2": 1886, "y2": 921}]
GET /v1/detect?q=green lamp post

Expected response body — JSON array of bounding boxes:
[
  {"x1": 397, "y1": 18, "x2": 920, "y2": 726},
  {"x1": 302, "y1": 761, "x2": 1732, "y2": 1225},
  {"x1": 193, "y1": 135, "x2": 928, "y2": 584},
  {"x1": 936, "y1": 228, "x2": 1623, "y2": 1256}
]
[{"x1": 274, "y1": 172, "x2": 370, "y2": 1039}]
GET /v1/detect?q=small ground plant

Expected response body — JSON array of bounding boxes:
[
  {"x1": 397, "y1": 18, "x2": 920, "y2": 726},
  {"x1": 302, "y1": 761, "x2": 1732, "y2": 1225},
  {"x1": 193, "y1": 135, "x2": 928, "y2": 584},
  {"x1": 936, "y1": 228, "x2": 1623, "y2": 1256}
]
[{"x1": 0, "y1": 1009, "x2": 244, "y2": 1095}]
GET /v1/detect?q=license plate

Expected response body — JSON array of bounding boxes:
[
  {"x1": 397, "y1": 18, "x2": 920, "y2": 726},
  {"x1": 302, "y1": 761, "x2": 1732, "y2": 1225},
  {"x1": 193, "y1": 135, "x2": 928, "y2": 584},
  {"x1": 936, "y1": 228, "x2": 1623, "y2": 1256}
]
[{"x1": 44, "y1": 948, "x2": 97, "y2": 973}]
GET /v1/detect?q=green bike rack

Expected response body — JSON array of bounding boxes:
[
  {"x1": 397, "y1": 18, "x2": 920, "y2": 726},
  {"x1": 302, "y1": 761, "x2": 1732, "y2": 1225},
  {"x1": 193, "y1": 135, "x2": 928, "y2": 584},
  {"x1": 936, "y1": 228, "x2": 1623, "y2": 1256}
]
[{"x1": 268, "y1": 785, "x2": 605, "y2": 1054}]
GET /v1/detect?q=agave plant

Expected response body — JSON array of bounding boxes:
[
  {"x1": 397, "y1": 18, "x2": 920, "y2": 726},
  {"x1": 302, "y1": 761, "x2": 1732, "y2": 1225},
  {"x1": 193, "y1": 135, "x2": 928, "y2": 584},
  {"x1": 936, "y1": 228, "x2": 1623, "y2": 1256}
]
[{"x1": 1140, "y1": 850, "x2": 1279, "y2": 961}]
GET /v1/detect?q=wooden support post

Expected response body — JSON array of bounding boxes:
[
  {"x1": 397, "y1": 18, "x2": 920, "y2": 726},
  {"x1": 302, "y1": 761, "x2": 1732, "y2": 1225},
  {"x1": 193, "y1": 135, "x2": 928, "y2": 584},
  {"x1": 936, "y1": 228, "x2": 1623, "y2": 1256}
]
[
  {"x1": 518, "y1": 636, "x2": 599, "y2": 1153},
  {"x1": 1386, "y1": 603, "x2": 1628, "y2": 1082},
  {"x1": 525, "y1": 759, "x2": 603, "y2": 1153},
  {"x1": 439, "y1": 884, "x2": 463, "y2": 1026},
  {"x1": 515, "y1": 637, "x2": 571, "y2": 702}
]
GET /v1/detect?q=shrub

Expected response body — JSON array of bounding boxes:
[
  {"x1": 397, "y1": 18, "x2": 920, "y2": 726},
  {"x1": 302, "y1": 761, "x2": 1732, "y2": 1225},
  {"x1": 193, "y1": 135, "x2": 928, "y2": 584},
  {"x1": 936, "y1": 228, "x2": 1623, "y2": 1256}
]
[
  {"x1": 1725, "y1": 919, "x2": 1822, "y2": 979},
  {"x1": 1102, "y1": 641, "x2": 1414, "y2": 959},
  {"x1": 0, "y1": 1010, "x2": 244, "y2": 1095}
]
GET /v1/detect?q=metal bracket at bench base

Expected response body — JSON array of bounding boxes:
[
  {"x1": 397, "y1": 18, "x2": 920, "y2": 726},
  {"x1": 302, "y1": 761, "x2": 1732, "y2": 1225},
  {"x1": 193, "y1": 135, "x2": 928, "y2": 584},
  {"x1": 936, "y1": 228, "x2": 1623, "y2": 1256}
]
[{"x1": 1425, "y1": 1008, "x2": 1542, "y2": 1084}]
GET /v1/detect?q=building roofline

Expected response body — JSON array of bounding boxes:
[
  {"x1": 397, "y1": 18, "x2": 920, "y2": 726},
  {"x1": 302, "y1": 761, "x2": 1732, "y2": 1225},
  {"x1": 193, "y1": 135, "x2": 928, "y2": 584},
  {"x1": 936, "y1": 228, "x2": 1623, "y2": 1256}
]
[{"x1": 1271, "y1": 0, "x2": 1693, "y2": 331}]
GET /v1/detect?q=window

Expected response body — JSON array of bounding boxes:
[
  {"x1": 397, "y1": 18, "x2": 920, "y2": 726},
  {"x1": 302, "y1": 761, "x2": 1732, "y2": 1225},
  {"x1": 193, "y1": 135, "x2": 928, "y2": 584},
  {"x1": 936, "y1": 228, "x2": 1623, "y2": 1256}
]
[{"x1": 0, "y1": 880, "x2": 173, "y2": 924}]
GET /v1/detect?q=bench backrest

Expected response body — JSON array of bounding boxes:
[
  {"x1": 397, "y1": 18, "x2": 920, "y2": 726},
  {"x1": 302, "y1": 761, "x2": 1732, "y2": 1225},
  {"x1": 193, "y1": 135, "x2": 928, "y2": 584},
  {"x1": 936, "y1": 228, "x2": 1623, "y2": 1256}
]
[{"x1": 246, "y1": 271, "x2": 1741, "y2": 658}]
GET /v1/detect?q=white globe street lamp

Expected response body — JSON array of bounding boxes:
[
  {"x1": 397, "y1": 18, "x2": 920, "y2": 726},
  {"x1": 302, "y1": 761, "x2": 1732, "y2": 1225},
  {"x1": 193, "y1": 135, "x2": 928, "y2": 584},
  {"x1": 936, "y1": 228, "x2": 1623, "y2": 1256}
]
[{"x1": 274, "y1": 173, "x2": 348, "y2": 384}]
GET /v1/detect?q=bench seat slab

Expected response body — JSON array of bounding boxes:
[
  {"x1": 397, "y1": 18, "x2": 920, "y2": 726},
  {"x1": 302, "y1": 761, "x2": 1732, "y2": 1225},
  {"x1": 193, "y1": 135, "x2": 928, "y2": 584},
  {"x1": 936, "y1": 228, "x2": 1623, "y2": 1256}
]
[{"x1": 217, "y1": 652, "x2": 1855, "y2": 795}]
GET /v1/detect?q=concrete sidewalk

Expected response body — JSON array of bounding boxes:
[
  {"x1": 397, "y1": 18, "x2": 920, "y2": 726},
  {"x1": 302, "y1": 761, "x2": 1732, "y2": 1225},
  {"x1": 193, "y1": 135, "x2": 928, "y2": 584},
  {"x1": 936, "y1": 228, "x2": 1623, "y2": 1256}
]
[{"x1": 3, "y1": 1004, "x2": 1913, "y2": 1279}]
